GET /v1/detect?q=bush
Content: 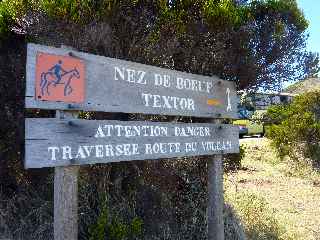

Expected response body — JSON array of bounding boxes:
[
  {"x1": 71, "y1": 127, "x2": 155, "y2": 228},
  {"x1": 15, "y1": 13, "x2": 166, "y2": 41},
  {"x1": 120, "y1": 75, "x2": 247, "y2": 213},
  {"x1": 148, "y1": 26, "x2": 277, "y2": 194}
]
[
  {"x1": 89, "y1": 200, "x2": 143, "y2": 240},
  {"x1": 266, "y1": 91, "x2": 320, "y2": 168},
  {"x1": 0, "y1": 184, "x2": 53, "y2": 240}
]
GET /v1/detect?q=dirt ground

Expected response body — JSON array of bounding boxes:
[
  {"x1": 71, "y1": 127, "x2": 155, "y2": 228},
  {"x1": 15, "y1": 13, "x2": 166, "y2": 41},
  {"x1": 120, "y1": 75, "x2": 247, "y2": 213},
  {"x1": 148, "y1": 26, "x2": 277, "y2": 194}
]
[{"x1": 225, "y1": 138, "x2": 320, "y2": 240}]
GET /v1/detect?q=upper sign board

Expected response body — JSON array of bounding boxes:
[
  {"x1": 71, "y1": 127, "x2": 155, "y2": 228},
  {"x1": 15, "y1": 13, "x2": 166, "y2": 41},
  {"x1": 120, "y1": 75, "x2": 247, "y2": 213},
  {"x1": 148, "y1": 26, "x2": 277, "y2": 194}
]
[{"x1": 26, "y1": 43, "x2": 238, "y2": 118}]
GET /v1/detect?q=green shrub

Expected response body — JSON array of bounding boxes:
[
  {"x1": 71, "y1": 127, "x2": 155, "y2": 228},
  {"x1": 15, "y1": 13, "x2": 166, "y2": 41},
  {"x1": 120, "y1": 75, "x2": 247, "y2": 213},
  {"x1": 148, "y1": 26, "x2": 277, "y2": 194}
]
[
  {"x1": 0, "y1": 0, "x2": 24, "y2": 36},
  {"x1": 89, "y1": 200, "x2": 143, "y2": 240},
  {"x1": 203, "y1": 0, "x2": 251, "y2": 29},
  {"x1": 266, "y1": 91, "x2": 320, "y2": 167},
  {"x1": 39, "y1": 0, "x2": 115, "y2": 23}
]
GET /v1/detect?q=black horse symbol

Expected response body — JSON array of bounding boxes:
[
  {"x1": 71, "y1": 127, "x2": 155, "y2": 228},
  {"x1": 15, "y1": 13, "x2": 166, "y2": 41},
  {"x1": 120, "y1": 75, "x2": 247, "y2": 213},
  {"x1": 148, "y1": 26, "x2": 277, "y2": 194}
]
[{"x1": 40, "y1": 60, "x2": 80, "y2": 97}]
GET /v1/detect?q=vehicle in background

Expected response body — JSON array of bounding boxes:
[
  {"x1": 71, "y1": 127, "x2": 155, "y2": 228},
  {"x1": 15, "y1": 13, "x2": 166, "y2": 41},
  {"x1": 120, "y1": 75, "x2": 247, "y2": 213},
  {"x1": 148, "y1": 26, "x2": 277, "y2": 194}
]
[
  {"x1": 234, "y1": 119, "x2": 264, "y2": 138},
  {"x1": 237, "y1": 122, "x2": 248, "y2": 138},
  {"x1": 234, "y1": 105, "x2": 253, "y2": 138},
  {"x1": 234, "y1": 92, "x2": 296, "y2": 138}
]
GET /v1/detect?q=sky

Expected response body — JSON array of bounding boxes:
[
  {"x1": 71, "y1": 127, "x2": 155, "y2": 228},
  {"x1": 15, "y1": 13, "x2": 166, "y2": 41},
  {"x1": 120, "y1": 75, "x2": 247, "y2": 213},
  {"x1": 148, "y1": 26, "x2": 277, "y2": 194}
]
[{"x1": 297, "y1": 0, "x2": 320, "y2": 54}]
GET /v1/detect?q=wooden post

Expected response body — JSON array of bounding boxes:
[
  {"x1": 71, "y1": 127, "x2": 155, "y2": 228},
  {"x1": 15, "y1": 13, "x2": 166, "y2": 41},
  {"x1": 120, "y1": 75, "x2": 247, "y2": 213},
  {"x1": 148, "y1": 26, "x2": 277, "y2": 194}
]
[
  {"x1": 208, "y1": 119, "x2": 224, "y2": 240},
  {"x1": 54, "y1": 110, "x2": 79, "y2": 240}
]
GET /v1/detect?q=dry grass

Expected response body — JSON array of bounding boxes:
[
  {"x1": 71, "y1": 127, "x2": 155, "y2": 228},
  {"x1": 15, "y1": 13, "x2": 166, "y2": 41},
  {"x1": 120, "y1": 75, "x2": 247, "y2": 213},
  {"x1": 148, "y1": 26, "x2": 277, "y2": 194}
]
[{"x1": 225, "y1": 138, "x2": 320, "y2": 240}]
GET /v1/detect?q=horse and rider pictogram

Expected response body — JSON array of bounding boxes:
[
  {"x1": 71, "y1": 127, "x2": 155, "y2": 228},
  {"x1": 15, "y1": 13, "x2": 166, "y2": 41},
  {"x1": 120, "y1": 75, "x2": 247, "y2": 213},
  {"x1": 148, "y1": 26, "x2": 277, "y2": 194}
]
[{"x1": 35, "y1": 53, "x2": 85, "y2": 103}]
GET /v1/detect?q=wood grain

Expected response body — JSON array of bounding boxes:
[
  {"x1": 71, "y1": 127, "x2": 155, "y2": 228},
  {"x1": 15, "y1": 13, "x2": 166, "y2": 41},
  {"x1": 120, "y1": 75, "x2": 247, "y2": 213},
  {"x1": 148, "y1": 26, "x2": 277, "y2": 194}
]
[
  {"x1": 26, "y1": 43, "x2": 238, "y2": 118},
  {"x1": 25, "y1": 118, "x2": 239, "y2": 168},
  {"x1": 208, "y1": 119, "x2": 224, "y2": 240},
  {"x1": 54, "y1": 110, "x2": 79, "y2": 240},
  {"x1": 54, "y1": 165, "x2": 79, "y2": 240}
]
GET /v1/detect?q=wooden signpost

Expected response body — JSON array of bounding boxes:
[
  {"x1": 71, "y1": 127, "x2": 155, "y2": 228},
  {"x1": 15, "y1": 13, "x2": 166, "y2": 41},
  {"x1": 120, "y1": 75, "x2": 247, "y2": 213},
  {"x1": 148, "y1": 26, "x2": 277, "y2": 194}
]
[{"x1": 25, "y1": 43, "x2": 239, "y2": 240}]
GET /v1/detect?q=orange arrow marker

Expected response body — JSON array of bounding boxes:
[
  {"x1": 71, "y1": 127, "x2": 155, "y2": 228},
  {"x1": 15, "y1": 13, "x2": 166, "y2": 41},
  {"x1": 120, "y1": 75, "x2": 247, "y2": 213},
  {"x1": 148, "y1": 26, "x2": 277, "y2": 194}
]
[{"x1": 207, "y1": 99, "x2": 221, "y2": 106}]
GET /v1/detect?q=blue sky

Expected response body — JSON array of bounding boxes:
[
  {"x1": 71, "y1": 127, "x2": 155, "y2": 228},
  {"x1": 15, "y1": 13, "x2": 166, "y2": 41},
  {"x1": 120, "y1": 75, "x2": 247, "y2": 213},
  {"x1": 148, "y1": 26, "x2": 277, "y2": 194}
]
[{"x1": 297, "y1": 0, "x2": 320, "y2": 54}]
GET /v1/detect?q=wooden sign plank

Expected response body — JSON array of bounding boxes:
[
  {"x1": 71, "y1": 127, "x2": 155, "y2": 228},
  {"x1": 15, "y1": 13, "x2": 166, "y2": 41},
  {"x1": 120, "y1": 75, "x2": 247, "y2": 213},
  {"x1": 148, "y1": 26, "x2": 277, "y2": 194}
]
[
  {"x1": 25, "y1": 118, "x2": 239, "y2": 168},
  {"x1": 26, "y1": 43, "x2": 238, "y2": 118}
]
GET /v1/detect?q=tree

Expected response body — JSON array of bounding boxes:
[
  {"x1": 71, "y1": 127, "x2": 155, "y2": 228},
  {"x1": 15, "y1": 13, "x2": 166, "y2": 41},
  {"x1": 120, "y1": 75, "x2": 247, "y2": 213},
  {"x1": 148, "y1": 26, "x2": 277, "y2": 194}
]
[{"x1": 266, "y1": 91, "x2": 320, "y2": 167}]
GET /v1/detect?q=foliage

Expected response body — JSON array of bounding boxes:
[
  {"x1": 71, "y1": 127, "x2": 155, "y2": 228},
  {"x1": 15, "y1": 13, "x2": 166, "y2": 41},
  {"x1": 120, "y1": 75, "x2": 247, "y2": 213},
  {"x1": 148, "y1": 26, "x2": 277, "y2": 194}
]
[
  {"x1": 251, "y1": 0, "x2": 308, "y2": 31},
  {"x1": 266, "y1": 91, "x2": 320, "y2": 167},
  {"x1": 251, "y1": 110, "x2": 267, "y2": 124},
  {"x1": 0, "y1": 0, "x2": 23, "y2": 37},
  {"x1": 203, "y1": 0, "x2": 250, "y2": 29},
  {"x1": 0, "y1": 0, "x2": 318, "y2": 88},
  {"x1": 0, "y1": 184, "x2": 53, "y2": 240},
  {"x1": 0, "y1": 173, "x2": 246, "y2": 240},
  {"x1": 77, "y1": 159, "x2": 245, "y2": 240},
  {"x1": 39, "y1": 0, "x2": 126, "y2": 23},
  {"x1": 89, "y1": 200, "x2": 143, "y2": 240}
]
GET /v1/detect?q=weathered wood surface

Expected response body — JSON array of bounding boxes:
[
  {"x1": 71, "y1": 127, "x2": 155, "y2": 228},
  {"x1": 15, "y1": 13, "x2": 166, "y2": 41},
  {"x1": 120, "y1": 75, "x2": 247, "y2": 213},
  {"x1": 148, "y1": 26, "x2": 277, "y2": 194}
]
[
  {"x1": 26, "y1": 43, "x2": 238, "y2": 118},
  {"x1": 207, "y1": 119, "x2": 224, "y2": 240},
  {"x1": 54, "y1": 165, "x2": 79, "y2": 240},
  {"x1": 54, "y1": 110, "x2": 79, "y2": 240},
  {"x1": 25, "y1": 118, "x2": 239, "y2": 168}
]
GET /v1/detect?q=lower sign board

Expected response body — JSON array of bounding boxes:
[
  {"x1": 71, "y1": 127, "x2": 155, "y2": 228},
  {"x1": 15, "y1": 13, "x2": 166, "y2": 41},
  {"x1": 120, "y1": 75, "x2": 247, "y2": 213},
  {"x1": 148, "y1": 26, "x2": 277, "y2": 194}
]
[{"x1": 25, "y1": 119, "x2": 239, "y2": 168}]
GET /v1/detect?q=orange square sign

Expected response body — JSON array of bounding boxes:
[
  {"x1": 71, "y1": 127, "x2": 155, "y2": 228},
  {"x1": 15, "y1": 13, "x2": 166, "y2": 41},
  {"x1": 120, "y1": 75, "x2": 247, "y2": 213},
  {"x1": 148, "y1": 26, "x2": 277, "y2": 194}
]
[{"x1": 35, "y1": 52, "x2": 85, "y2": 103}]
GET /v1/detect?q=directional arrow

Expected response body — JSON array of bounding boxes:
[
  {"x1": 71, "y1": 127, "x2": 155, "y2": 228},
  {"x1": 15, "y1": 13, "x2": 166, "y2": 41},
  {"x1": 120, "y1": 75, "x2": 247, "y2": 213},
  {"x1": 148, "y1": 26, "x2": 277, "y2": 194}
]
[{"x1": 226, "y1": 88, "x2": 232, "y2": 112}]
